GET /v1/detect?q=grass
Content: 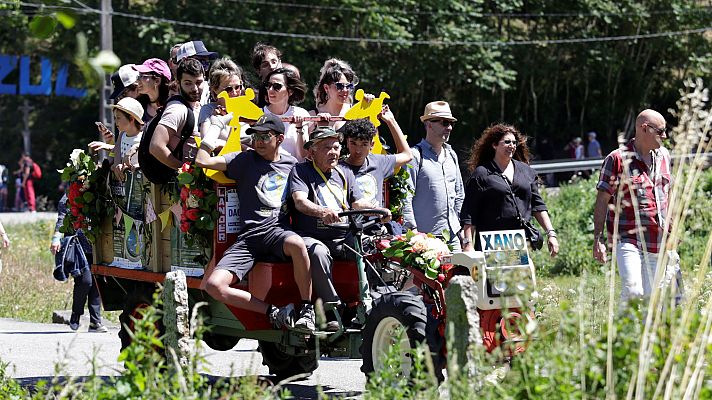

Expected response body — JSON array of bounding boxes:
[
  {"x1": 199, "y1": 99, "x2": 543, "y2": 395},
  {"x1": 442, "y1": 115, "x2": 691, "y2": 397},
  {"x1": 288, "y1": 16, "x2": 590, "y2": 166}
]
[
  {"x1": 0, "y1": 220, "x2": 69, "y2": 321},
  {"x1": 0, "y1": 220, "x2": 118, "y2": 323}
]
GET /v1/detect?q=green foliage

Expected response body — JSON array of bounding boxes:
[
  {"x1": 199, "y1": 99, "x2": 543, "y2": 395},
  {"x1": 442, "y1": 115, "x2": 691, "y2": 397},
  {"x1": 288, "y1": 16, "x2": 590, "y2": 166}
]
[
  {"x1": 387, "y1": 166, "x2": 413, "y2": 221},
  {"x1": 531, "y1": 178, "x2": 599, "y2": 275},
  {"x1": 0, "y1": 289, "x2": 289, "y2": 399}
]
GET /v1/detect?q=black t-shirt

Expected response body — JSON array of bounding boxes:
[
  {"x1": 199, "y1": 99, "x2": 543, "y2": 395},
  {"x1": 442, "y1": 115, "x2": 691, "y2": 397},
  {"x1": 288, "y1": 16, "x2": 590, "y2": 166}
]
[
  {"x1": 223, "y1": 150, "x2": 297, "y2": 237},
  {"x1": 460, "y1": 160, "x2": 547, "y2": 248},
  {"x1": 287, "y1": 161, "x2": 362, "y2": 241}
]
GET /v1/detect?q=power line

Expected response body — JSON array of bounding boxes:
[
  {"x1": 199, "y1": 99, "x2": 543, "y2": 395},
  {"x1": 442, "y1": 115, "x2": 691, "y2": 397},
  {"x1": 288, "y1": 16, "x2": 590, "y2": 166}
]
[
  {"x1": 228, "y1": 0, "x2": 712, "y2": 18},
  {"x1": 3, "y1": 1, "x2": 711, "y2": 47}
]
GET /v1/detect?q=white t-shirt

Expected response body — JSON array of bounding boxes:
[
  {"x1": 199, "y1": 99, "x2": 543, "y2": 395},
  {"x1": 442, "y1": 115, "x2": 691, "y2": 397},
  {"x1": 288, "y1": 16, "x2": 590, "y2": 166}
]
[
  {"x1": 119, "y1": 132, "x2": 142, "y2": 159},
  {"x1": 263, "y1": 105, "x2": 309, "y2": 161}
]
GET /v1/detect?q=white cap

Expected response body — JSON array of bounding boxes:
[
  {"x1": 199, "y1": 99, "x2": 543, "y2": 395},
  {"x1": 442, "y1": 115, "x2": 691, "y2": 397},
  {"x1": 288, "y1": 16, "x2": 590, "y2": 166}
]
[{"x1": 118, "y1": 64, "x2": 139, "y2": 87}]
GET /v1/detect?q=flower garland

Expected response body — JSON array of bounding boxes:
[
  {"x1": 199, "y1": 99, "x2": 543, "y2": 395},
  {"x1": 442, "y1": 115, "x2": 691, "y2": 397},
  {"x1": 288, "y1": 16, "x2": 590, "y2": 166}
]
[
  {"x1": 387, "y1": 166, "x2": 413, "y2": 223},
  {"x1": 58, "y1": 149, "x2": 114, "y2": 243},
  {"x1": 381, "y1": 230, "x2": 453, "y2": 282},
  {"x1": 175, "y1": 163, "x2": 218, "y2": 265}
]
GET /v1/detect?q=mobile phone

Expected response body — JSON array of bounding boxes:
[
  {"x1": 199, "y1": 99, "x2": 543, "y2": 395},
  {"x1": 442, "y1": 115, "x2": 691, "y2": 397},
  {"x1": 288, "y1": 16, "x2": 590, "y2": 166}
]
[{"x1": 95, "y1": 121, "x2": 109, "y2": 131}]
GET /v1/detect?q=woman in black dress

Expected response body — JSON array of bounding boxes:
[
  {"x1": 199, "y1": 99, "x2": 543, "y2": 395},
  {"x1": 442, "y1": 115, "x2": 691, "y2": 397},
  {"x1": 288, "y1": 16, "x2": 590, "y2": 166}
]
[{"x1": 460, "y1": 123, "x2": 559, "y2": 256}]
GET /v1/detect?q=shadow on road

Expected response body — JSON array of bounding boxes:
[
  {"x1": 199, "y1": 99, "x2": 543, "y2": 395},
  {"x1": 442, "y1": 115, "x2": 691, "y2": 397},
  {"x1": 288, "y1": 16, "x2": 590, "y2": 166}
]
[{"x1": 15, "y1": 373, "x2": 363, "y2": 399}]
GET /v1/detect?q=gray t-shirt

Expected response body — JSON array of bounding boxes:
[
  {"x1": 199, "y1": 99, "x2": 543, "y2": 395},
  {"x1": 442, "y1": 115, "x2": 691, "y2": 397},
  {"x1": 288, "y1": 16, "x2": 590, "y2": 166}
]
[
  {"x1": 288, "y1": 162, "x2": 362, "y2": 241},
  {"x1": 159, "y1": 99, "x2": 199, "y2": 161},
  {"x1": 223, "y1": 150, "x2": 296, "y2": 237},
  {"x1": 340, "y1": 154, "x2": 396, "y2": 208}
]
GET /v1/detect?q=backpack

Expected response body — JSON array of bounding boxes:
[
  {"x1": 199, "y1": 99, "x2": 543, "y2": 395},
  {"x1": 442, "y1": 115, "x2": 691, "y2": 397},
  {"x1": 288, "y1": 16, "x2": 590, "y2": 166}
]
[
  {"x1": 138, "y1": 95, "x2": 195, "y2": 184},
  {"x1": 31, "y1": 162, "x2": 42, "y2": 180}
]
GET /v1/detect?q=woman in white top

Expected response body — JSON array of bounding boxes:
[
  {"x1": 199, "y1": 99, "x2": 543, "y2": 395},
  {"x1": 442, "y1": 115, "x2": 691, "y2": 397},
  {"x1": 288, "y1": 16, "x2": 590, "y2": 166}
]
[
  {"x1": 262, "y1": 68, "x2": 309, "y2": 161},
  {"x1": 199, "y1": 58, "x2": 250, "y2": 151},
  {"x1": 310, "y1": 58, "x2": 359, "y2": 132},
  {"x1": 110, "y1": 97, "x2": 144, "y2": 181}
]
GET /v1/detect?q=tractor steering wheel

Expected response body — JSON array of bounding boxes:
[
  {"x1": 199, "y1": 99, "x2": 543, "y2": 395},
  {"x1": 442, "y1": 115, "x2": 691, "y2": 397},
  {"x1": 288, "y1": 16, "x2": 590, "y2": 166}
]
[{"x1": 328, "y1": 208, "x2": 391, "y2": 232}]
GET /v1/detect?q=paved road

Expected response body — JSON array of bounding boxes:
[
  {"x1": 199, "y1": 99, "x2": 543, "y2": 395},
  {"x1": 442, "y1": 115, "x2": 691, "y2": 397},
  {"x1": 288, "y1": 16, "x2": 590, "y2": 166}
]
[
  {"x1": 0, "y1": 318, "x2": 367, "y2": 399},
  {"x1": 0, "y1": 212, "x2": 57, "y2": 225}
]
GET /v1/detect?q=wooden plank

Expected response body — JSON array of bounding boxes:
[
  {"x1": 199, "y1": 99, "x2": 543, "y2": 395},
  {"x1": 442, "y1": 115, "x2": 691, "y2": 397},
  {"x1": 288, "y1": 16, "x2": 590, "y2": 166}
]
[{"x1": 91, "y1": 264, "x2": 203, "y2": 289}]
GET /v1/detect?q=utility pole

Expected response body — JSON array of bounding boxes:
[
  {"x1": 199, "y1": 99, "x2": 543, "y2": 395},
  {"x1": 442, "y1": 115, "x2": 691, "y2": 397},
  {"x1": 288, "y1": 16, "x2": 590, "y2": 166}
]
[
  {"x1": 99, "y1": 0, "x2": 113, "y2": 140},
  {"x1": 19, "y1": 99, "x2": 34, "y2": 155}
]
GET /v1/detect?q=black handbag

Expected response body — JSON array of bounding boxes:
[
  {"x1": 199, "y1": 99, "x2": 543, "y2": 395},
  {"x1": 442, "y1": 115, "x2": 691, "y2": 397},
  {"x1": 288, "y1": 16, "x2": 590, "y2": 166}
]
[{"x1": 500, "y1": 172, "x2": 544, "y2": 251}]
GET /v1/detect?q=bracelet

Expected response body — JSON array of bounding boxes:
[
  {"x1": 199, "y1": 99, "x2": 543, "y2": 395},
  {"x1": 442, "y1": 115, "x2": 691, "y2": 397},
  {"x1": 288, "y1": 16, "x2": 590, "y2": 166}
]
[
  {"x1": 0, "y1": 232, "x2": 7, "y2": 237},
  {"x1": 546, "y1": 229, "x2": 557, "y2": 237}
]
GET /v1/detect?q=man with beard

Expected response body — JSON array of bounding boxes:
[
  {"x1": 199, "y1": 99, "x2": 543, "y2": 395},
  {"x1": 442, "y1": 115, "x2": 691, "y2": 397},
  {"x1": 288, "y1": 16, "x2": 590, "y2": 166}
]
[
  {"x1": 402, "y1": 101, "x2": 465, "y2": 251},
  {"x1": 287, "y1": 127, "x2": 390, "y2": 331},
  {"x1": 149, "y1": 58, "x2": 204, "y2": 168}
]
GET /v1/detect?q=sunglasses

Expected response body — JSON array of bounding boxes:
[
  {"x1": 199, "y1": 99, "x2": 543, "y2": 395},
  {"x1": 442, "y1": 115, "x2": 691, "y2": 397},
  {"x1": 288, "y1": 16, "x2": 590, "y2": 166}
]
[
  {"x1": 252, "y1": 132, "x2": 275, "y2": 142},
  {"x1": 500, "y1": 139, "x2": 517, "y2": 145},
  {"x1": 139, "y1": 74, "x2": 157, "y2": 81},
  {"x1": 222, "y1": 84, "x2": 243, "y2": 93},
  {"x1": 334, "y1": 82, "x2": 356, "y2": 91},
  {"x1": 264, "y1": 82, "x2": 284, "y2": 91},
  {"x1": 646, "y1": 124, "x2": 667, "y2": 135},
  {"x1": 429, "y1": 119, "x2": 455, "y2": 127}
]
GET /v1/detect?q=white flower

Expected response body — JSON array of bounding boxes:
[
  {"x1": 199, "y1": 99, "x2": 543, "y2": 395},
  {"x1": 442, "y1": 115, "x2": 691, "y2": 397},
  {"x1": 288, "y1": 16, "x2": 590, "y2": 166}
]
[{"x1": 69, "y1": 149, "x2": 84, "y2": 168}]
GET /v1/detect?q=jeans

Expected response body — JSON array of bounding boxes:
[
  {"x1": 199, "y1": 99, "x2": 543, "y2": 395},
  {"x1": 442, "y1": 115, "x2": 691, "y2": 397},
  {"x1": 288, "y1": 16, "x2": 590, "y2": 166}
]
[{"x1": 616, "y1": 242, "x2": 683, "y2": 305}]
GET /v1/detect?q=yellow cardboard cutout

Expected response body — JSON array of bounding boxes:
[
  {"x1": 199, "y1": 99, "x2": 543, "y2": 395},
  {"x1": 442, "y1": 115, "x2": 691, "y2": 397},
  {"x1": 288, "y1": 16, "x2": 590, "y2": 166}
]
[
  {"x1": 344, "y1": 89, "x2": 390, "y2": 155},
  {"x1": 205, "y1": 88, "x2": 265, "y2": 183},
  {"x1": 344, "y1": 89, "x2": 390, "y2": 128}
]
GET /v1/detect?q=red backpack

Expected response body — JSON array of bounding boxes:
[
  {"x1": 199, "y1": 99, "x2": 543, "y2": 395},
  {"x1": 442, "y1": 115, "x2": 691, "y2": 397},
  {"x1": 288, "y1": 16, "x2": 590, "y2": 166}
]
[{"x1": 31, "y1": 162, "x2": 42, "y2": 180}]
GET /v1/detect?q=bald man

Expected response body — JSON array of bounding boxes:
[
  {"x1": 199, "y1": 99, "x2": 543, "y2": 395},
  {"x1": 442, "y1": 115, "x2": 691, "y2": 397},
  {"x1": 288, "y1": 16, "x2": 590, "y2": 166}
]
[{"x1": 593, "y1": 109, "x2": 677, "y2": 305}]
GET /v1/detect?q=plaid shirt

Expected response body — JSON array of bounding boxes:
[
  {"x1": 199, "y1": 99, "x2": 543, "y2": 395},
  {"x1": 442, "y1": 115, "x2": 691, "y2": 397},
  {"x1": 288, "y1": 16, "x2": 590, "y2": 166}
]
[{"x1": 596, "y1": 139, "x2": 672, "y2": 253}]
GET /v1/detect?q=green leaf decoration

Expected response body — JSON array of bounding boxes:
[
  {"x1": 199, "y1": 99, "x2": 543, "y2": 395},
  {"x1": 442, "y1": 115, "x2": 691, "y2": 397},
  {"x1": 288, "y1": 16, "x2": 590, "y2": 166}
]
[{"x1": 29, "y1": 15, "x2": 57, "y2": 39}]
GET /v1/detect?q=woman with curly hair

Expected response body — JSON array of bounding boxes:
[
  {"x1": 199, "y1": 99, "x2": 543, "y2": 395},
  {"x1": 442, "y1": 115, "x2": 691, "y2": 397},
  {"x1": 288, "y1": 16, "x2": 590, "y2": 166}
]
[
  {"x1": 460, "y1": 123, "x2": 559, "y2": 256},
  {"x1": 310, "y1": 58, "x2": 360, "y2": 131}
]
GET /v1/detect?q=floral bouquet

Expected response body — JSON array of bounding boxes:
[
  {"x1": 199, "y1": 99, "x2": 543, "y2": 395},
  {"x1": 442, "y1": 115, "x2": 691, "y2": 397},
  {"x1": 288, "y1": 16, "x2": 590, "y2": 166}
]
[
  {"x1": 175, "y1": 163, "x2": 219, "y2": 265},
  {"x1": 387, "y1": 166, "x2": 414, "y2": 223},
  {"x1": 380, "y1": 230, "x2": 453, "y2": 282},
  {"x1": 58, "y1": 149, "x2": 113, "y2": 242}
]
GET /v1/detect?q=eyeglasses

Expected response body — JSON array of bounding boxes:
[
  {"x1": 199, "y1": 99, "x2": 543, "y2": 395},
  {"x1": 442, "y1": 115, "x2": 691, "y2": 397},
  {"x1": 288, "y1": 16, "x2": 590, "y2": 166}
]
[
  {"x1": 334, "y1": 82, "x2": 356, "y2": 91},
  {"x1": 222, "y1": 84, "x2": 243, "y2": 94},
  {"x1": 645, "y1": 124, "x2": 667, "y2": 135},
  {"x1": 500, "y1": 139, "x2": 517, "y2": 145},
  {"x1": 429, "y1": 119, "x2": 455, "y2": 127},
  {"x1": 264, "y1": 82, "x2": 284, "y2": 91},
  {"x1": 252, "y1": 132, "x2": 275, "y2": 142}
]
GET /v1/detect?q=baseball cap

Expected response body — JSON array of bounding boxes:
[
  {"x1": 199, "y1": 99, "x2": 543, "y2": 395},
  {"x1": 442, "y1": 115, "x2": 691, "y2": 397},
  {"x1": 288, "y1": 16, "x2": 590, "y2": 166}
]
[
  {"x1": 245, "y1": 113, "x2": 285, "y2": 136},
  {"x1": 133, "y1": 58, "x2": 171, "y2": 81},
  {"x1": 109, "y1": 64, "x2": 139, "y2": 100},
  {"x1": 176, "y1": 40, "x2": 219, "y2": 62},
  {"x1": 304, "y1": 127, "x2": 341, "y2": 150},
  {"x1": 111, "y1": 97, "x2": 145, "y2": 125}
]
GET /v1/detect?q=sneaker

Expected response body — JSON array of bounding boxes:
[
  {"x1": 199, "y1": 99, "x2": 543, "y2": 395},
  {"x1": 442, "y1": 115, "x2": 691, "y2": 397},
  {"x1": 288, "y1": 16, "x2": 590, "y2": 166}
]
[
  {"x1": 294, "y1": 304, "x2": 316, "y2": 333},
  {"x1": 69, "y1": 321, "x2": 80, "y2": 331},
  {"x1": 88, "y1": 323, "x2": 108, "y2": 333},
  {"x1": 268, "y1": 304, "x2": 295, "y2": 329}
]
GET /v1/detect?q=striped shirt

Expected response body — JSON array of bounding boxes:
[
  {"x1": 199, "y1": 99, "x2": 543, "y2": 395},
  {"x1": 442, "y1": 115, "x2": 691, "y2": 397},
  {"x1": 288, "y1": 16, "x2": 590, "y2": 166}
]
[{"x1": 596, "y1": 139, "x2": 672, "y2": 253}]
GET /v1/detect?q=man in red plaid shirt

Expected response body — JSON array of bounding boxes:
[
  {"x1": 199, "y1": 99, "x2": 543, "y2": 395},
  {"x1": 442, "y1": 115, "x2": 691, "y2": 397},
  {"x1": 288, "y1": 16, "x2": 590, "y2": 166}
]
[{"x1": 593, "y1": 109, "x2": 676, "y2": 304}]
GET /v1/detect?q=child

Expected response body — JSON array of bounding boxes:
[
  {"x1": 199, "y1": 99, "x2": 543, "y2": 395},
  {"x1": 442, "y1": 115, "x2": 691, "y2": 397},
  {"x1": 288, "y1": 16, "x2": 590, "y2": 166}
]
[{"x1": 110, "y1": 97, "x2": 145, "y2": 181}]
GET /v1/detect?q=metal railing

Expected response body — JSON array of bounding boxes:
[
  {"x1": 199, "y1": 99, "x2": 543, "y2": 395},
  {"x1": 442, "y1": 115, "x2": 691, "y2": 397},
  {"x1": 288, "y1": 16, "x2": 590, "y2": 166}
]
[{"x1": 531, "y1": 153, "x2": 711, "y2": 174}]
